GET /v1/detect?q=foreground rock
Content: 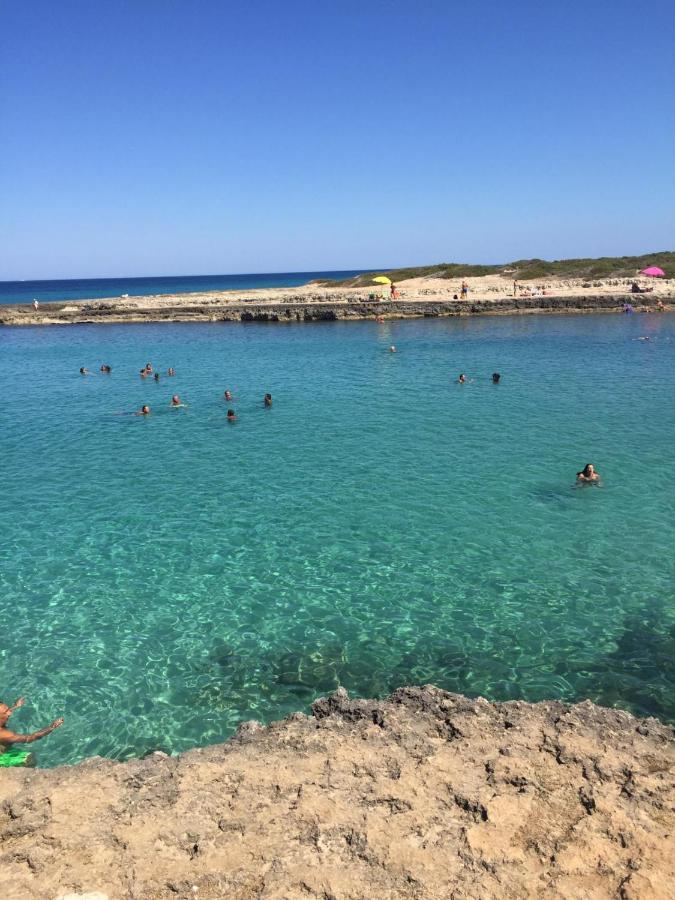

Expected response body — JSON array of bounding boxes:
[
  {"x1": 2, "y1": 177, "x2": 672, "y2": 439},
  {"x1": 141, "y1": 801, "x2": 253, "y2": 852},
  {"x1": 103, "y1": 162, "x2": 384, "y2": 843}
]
[{"x1": 1, "y1": 686, "x2": 673, "y2": 899}]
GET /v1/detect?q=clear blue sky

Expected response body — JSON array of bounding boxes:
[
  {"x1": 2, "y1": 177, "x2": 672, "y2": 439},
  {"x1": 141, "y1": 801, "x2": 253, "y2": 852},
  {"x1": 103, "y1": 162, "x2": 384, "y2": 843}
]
[{"x1": 2, "y1": 0, "x2": 674, "y2": 279}]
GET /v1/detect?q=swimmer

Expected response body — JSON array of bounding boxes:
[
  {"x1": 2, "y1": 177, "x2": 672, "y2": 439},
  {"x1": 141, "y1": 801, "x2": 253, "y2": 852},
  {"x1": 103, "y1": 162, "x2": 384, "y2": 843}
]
[
  {"x1": 264, "y1": 393, "x2": 272, "y2": 407},
  {"x1": 136, "y1": 405, "x2": 151, "y2": 416},
  {"x1": 140, "y1": 368, "x2": 149, "y2": 378},
  {"x1": 576, "y1": 463, "x2": 600, "y2": 484},
  {"x1": 79, "y1": 367, "x2": 91, "y2": 376},
  {"x1": 224, "y1": 390, "x2": 233, "y2": 401},
  {"x1": 226, "y1": 409, "x2": 236, "y2": 422},
  {"x1": 457, "y1": 373, "x2": 466, "y2": 384},
  {"x1": 389, "y1": 345, "x2": 396, "y2": 353},
  {"x1": 492, "y1": 372, "x2": 501, "y2": 384},
  {"x1": 145, "y1": 363, "x2": 153, "y2": 373},
  {"x1": 167, "y1": 367, "x2": 176, "y2": 376},
  {"x1": 154, "y1": 373, "x2": 160, "y2": 382},
  {"x1": 0, "y1": 697, "x2": 63, "y2": 755},
  {"x1": 100, "y1": 364, "x2": 112, "y2": 374},
  {"x1": 170, "y1": 395, "x2": 186, "y2": 408}
]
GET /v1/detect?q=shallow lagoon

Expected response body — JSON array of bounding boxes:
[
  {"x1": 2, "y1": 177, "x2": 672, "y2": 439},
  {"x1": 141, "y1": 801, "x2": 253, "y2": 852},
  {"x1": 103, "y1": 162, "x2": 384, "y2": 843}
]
[{"x1": 1, "y1": 313, "x2": 674, "y2": 765}]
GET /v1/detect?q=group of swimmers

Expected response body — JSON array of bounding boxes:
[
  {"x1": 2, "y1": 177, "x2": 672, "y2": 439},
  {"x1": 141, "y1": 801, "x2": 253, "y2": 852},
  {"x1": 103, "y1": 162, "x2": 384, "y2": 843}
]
[
  {"x1": 80, "y1": 362, "x2": 273, "y2": 420},
  {"x1": 135, "y1": 391, "x2": 272, "y2": 419},
  {"x1": 457, "y1": 372, "x2": 501, "y2": 384}
]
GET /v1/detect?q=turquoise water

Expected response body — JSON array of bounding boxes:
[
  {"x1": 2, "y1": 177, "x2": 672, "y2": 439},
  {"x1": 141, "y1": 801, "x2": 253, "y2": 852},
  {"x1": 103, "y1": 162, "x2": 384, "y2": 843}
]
[{"x1": 1, "y1": 313, "x2": 674, "y2": 766}]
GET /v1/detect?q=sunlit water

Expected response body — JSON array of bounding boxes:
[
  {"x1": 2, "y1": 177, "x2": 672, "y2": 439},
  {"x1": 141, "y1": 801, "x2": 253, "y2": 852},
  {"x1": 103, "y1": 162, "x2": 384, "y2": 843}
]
[{"x1": 1, "y1": 313, "x2": 673, "y2": 766}]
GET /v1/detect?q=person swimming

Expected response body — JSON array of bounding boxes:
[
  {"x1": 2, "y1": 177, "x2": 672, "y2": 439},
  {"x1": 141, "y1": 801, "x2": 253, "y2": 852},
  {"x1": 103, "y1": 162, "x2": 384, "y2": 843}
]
[
  {"x1": 492, "y1": 372, "x2": 501, "y2": 384},
  {"x1": 79, "y1": 367, "x2": 91, "y2": 376},
  {"x1": 145, "y1": 363, "x2": 153, "y2": 373},
  {"x1": 167, "y1": 367, "x2": 176, "y2": 376},
  {"x1": 100, "y1": 364, "x2": 112, "y2": 374},
  {"x1": 576, "y1": 463, "x2": 600, "y2": 483},
  {"x1": 224, "y1": 390, "x2": 233, "y2": 402},
  {"x1": 154, "y1": 373, "x2": 160, "y2": 382},
  {"x1": 171, "y1": 395, "x2": 186, "y2": 407},
  {"x1": 389, "y1": 345, "x2": 396, "y2": 353},
  {"x1": 458, "y1": 373, "x2": 466, "y2": 384},
  {"x1": 0, "y1": 697, "x2": 63, "y2": 757},
  {"x1": 264, "y1": 393, "x2": 272, "y2": 407},
  {"x1": 136, "y1": 405, "x2": 151, "y2": 416},
  {"x1": 227, "y1": 409, "x2": 236, "y2": 422}
]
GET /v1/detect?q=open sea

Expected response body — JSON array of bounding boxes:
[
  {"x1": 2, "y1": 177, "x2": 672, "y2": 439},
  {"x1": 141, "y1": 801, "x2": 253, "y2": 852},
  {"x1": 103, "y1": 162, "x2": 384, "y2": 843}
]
[
  {"x1": 1, "y1": 312, "x2": 674, "y2": 767},
  {"x1": 0, "y1": 270, "x2": 368, "y2": 305}
]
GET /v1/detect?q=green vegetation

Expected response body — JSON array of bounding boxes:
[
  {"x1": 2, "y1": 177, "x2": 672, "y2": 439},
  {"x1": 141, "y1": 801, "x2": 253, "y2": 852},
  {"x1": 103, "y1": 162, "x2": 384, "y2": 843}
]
[{"x1": 324, "y1": 252, "x2": 675, "y2": 286}]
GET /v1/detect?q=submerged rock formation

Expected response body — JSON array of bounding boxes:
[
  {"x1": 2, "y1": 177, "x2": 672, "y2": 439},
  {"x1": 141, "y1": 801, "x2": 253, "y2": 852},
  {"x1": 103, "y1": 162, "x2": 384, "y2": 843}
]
[{"x1": 0, "y1": 686, "x2": 673, "y2": 899}]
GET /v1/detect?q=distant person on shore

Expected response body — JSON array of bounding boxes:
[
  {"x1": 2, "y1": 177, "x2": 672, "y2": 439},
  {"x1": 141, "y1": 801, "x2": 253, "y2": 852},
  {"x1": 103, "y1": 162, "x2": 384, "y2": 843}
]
[
  {"x1": 227, "y1": 409, "x2": 236, "y2": 422},
  {"x1": 492, "y1": 372, "x2": 501, "y2": 384},
  {"x1": 0, "y1": 697, "x2": 63, "y2": 760},
  {"x1": 33, "y1": 299, "x2": 39, "y2": 311},
  {"x1": 513, "y1": 281, "x2": 517, "y2": 297},
  {"x1": 136, "y1": 405, "x2": 151, "y2": 416},
  {"x1": 457, "y1": 373, "x2": 467, "y2": 384},
  {"x1": 100, "y1": 364, "x2": 112, "y2": 374},
  {"x1": 576, "y1": 463, "x2": 600, "y2": 484},
  {"x1": 390, "y1": 282, "x2": 398, "y2": 300},
  {"x1": 264, "y1": 393, "x2": 273, "y2": 407},
  {"x1": 224, "y1": 390, "x2": 233, "y2": 401},
  {"x1": 167, "y1": 367, "x2": 176, "y2": 376},
  {"x1": 461, "y1": 281, "x2": 469, "y2": 299}
]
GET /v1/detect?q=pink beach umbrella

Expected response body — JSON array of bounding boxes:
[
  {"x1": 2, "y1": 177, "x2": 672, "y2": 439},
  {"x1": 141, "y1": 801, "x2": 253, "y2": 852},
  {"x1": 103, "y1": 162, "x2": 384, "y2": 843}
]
[{"x1": 640, "y1": 266, "x2": 666, "y2": 277}]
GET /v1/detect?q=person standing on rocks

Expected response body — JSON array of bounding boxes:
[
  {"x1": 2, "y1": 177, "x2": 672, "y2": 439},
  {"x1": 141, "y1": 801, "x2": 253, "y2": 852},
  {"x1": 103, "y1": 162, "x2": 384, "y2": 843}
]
[{"x1": 0, "y1": 698, "x2": 63, "y2": 765}]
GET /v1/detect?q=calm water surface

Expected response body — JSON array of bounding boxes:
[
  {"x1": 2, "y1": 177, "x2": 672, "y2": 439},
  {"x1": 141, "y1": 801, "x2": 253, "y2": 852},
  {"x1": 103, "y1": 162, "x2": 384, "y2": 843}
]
[{"x1": 1, "y1": 314, "x2": 673, "y2": 766}]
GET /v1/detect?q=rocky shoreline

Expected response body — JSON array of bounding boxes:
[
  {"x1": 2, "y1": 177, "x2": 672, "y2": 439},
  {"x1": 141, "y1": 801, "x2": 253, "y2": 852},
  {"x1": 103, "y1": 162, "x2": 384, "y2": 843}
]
[
  {"x1": 0, "y1": 293, "x2": 670, "y2": 327},
  {"x1": 1, "y1": 686, "x2": 673, "y2": 899}
]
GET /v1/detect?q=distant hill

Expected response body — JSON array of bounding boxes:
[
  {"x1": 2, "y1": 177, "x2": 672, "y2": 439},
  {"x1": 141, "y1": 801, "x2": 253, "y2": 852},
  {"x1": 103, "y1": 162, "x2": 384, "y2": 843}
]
[{"x1": 325, "y1": 252, "x2": 675, "y2": 286}]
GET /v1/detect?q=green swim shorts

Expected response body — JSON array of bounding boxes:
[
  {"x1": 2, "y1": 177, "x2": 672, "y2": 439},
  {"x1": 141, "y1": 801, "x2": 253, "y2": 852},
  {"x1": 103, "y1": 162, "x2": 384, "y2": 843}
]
[{"x1": 0, "y1": 749, "x2": 33, "y2": 767}]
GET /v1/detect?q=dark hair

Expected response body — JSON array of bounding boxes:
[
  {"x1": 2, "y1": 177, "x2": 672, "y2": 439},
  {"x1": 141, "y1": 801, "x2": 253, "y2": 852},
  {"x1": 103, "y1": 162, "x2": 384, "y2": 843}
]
[
  {"x1": 265, "y1": 393, "x2": 272, "y2": 400},
  {"x1": 79, "y1": 367, "x2": 85, "y2": 374},
  {"x1": 578, "y1": 463, "x2": 593, "y2": 477},
  {"x1": 227, "y1": 409, "x2": 235, "y2": 417},
  {"x1": 154, "y1": 373, "x2": 160, "y2": 381},
  {"x1": 492, "y1": 372, "x2": 501, "y2": 383}
]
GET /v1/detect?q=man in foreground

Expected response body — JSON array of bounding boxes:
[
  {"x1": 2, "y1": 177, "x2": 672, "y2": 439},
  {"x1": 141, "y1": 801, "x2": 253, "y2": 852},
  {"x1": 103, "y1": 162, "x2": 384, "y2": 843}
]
[{"x1": 0, "y1": 697, "x2": 63, "y2": 767}]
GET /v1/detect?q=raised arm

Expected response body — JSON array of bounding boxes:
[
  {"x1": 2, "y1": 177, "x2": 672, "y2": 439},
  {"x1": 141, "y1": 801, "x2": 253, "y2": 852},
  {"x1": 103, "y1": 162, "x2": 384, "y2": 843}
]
[{"x1": 0, "y1": 717, "x2": 63, "y2": 745}]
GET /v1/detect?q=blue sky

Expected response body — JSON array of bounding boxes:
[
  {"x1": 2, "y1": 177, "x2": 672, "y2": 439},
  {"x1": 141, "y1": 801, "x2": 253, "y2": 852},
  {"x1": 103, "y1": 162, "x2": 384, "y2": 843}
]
[{"x1": 2, "y1": 0, "x2": 674, "y2": 279}]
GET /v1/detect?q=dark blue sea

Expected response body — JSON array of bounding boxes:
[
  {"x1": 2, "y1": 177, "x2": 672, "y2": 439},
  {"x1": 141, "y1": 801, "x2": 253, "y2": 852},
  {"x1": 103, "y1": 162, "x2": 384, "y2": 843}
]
[{"x1": 0, "y1": 270, "x2": 368, "y2": 305}]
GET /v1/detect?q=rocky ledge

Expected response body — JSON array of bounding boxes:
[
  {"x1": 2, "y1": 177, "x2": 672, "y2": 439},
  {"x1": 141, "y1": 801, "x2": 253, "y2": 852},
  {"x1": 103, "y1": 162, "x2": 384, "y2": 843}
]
[
  {"x1": 1, "y1": 686, "x2": 673, "y2": 899},
  {"x1": 0, "y1": 294, "x2": 669, "y2": 326}
]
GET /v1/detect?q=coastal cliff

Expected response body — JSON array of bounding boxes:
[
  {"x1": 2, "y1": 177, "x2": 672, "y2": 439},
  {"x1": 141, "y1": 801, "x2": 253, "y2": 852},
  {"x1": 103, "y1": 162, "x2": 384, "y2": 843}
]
[
  {"x1": 1, "y1": 686, "x2": 673, "y2": 899},
  {"x1": 0, "y1": 293, "x2": 669, "y2": 327}
]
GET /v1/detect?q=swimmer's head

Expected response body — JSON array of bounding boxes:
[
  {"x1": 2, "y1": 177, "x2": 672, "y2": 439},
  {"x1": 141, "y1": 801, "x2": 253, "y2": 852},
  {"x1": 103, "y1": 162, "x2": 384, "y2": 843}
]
[
  {"x1": 141, "y1": 405, "x2": 150, "y2": 415},
  {"x1": 227, "y1": 409, "x2": 236, "y2": 420},
  {"x1": 154, "y1": 373, "x2": 160, "y2": 381},
  {"x1": 79, "y1": 367, "x2": 86, "y2": 374},
  {"x1": 492, "y1": 373, "x2": 501, "y2": 383},
  {"x1": 389, "y1": 345, "x2": 396, "y2": 352},
  {"x1": 579, "y1": 463, "x2": 595, "y2": 477},
  {"x1": 172, "y1": 395, "x2": 180, "y2": 404}
]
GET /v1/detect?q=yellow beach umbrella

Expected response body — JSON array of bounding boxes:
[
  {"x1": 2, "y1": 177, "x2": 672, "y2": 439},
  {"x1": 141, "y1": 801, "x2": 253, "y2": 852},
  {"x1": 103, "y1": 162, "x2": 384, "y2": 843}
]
[{"x1": 372, "y1": 275, "x2": 392, "y2": 285}]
